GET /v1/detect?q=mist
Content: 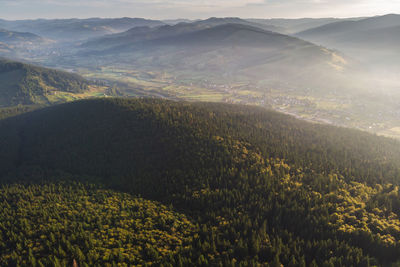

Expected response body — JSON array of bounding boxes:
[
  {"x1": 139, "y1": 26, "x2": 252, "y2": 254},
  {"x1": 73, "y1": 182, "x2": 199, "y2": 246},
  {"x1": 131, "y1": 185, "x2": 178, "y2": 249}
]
[{"x1": 0, "y1": 15, "x2": 399, "y2": 137}]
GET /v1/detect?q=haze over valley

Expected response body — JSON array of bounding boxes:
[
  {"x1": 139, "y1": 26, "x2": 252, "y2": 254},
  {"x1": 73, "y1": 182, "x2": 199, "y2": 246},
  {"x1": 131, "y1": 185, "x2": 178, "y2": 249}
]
[{"x1": 1, "y1": 14, "x2": 399, "y2": 137}]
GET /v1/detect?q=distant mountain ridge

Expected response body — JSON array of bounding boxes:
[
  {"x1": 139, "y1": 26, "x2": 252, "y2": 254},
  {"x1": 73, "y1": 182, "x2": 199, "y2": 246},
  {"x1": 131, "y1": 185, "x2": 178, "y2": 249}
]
[
  {"x1": 297, "y1": 14, "x2": 400, "y2": 37},
  {"x1": 296, "y1": 14, "x2": 400, "y2": 67},
  {"x1": 0, "y1": 28, "x2": 46, "y2": 44},
  {"x1": 148, "y1": 23, "x2": 297, "y2": 46},
  {"x1": 77, "y1": 22, "x2": 351, "y2": 93},
  {"x1": 0, "y1": 17, "x2": 166, "y2": 41},
  {"x1": 297, "y1": 14, "x2": 400, "y2": 42},
  {"x1": 90, "y1": 23, "x2": 304, "y2": 50},
  {"x1": 0, "y1": 42, "x2": 14, "y2": 54},
  {"x1": 0, "y1": 28, "x2": 51, "y2": 58},
  {"x1": 194, "y1": 17, "x2": 284, "y2": 32},
  {"x1": 82, "y1": 17, "x2": 285, "y2": 50},
  {"x1": 247, "y1": 18, "x2": 343, "y2": 33},
  {"x1": 82, "y1": 22, "x2": 207, "y2": 50}
]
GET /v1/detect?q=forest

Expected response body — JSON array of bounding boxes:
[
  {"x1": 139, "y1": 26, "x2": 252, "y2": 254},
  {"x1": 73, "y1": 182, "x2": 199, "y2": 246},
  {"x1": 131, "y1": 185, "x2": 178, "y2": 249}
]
[
  {"x1": 0, "y1": 58, "x2": 89, "y2": 106},
  {"x1": 0, "y1": 182, "x2": 195, "y2": 266},
  {"x1": 1, "y1": 98, "x2": 400, "y2": 266}
]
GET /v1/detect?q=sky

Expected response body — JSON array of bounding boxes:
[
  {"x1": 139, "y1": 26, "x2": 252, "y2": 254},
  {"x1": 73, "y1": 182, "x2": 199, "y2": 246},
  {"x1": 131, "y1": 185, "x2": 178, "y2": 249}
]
[{"x1": 0, "y1": 0, "x2": 400, "y2": 20}]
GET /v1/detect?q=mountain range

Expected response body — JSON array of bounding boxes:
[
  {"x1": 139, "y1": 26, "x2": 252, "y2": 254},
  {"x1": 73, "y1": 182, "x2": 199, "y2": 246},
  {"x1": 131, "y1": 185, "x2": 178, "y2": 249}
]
[
  {"x1": 0, "y1": 28, "x2": 47, "y2": 44},
  {"x1": 162, "y1": 17, "x2": 358, "y2": 34},
  {"x1": 0, "y1": 42, "x2": 13, "y2": 55},
  {"x1": 248, "y1": 18, "x2": 345, "y2": 34},
  {"x1": 82, "y1": 17, "x2": 285, "y2": 50},
  {"x1": 0, "y1": 28, "x2": 53, "y2": 59},
  {"x1": 296, "y1": 14, "x2": 400, "y2": 68},
  {"x1": 77, "y1": 22, "x2": 352, "y2": 93},
  {"x1": 0, "y1": 17, "x2": 165, "y2": 41}
]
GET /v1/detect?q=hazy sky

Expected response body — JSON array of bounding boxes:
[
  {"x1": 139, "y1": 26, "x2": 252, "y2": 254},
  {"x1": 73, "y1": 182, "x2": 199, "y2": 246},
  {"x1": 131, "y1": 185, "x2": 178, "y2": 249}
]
[{"x1": 1, "y1": 0, "x2": 399, "y2": 20}]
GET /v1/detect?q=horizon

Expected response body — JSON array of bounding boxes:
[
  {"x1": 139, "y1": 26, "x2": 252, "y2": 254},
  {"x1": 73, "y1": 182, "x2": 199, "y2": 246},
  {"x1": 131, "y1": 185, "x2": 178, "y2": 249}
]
[
  {"x1": 0, "y1": 12, "x2": 398, "y2": 22},
  {"x1": 1, "y1": 0, "x2": 400, "y2": 20}
]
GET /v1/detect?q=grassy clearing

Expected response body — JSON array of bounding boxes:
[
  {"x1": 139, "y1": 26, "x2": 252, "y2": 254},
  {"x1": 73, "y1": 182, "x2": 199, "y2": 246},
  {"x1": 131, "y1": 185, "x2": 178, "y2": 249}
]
[{"x1": 45, "y1": 85, "x2": 108, "y2": 103}]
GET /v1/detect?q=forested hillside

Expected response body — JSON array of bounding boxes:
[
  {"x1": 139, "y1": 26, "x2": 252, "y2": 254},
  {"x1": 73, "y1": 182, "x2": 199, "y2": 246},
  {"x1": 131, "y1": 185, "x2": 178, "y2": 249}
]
[
  {"x1": 0, "y1": 58, "x2": 89, "y2": 106},
  {"x1": 1, "y1": 98, "x2": 400, "y2": 266},
  {"x1": 0, "y1": 182, "x2": 195, "y2": 266}
]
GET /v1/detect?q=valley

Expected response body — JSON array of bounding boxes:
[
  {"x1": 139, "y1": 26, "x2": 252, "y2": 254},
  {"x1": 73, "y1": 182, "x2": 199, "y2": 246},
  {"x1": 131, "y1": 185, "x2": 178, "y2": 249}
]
[
  {"x1": 0, "y1": 16, "x2": 396, "y2": 138},
  {"x1": 73, "y1": 65, "x2": 400, "y2": 138}
]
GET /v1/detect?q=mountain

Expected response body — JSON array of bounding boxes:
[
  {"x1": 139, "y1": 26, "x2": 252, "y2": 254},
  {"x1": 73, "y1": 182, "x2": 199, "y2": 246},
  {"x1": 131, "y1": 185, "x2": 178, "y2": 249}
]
[
  {"x1": 296, "y1": 14, "x2": 400, "y2": 67},
  {"x1": 79, "y1": 23, "x2": 351, "y2": 92},
  {"x1": 81, "y1": 22, "x2": 208, "y2": 50},
  {"x1": 0, "y1": 28, "x2": 47, "y2": 44},
  {"x1": 82, "y1": 17, "x2": 285, "y2": 50},
  {"x1": 1, "y1": 98, "x2": 400, "y2": 266},
  {"x1": 297, "y1": 14, "x2": 400, "y2": 39},
  {"x1": 163, "y1": 18, "x2": 195, "y2": 25},
  {"x1": 0, "y1": 42, "x2": 14, "y2": 54},
  {"x1": 0, "y1": 58, "x2": 90, "y2": 106},
  {"x1": 247, "y1": 18, "x2": 344, "y2": 33},
  {"x1": 0, "y1": 28, "x2": 51, "y2": 58},
  {"x1": 0, "y1": 18, "x2": 166, "y2": 41},
  {"x1": 194, "y1": 17, "x2": 285, "y2": 32},
  {"x1": 149, "y1": 23, "x2": 293, "y2": 46}
]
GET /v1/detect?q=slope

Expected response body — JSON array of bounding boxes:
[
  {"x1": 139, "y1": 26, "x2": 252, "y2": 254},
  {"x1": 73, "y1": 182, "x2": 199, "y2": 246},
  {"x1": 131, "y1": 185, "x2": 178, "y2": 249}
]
[
  {"x1": 0, "y1": 28, "x2": 46, "y2": 44},
  {"x1": 79, "y1": 23, "x2": 351, "y2": 93},
  {"x1": 0, "y1": 28, "x2": 52, "y2": 58},
  {"x1": 0, "y1": 182, "x2": 196, "y2": 266},
  {"x1": 296, "y1": 14, "x2": 400, "y2": 67},
  {"x1": 194, "y1": 17, "x2": 284, "y2": 33},
  {"x1": 0, "y1": 18, "x2": 166, "y2": 41},
  {"x1": 0, "y1": 42, "x2": 14, "y2": 55},
  {"x1": 297, "y1": 14, "x2": 400, "y2": 38},
  {"x1": 82, "y1": 18, "x2": 284, "y2": 50},
  {"x1": 0, "y1": 58, "x2": 90, "y2": 106},
  {"x1": 1, "y1": 98, "x2": 400, "y2": 266},
  {"x1": 81, "y1": 23, "x2": 208, "y2": 50},
  {"x1": 247, "y1": 17, "x2": 344, "y2": 34}
]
